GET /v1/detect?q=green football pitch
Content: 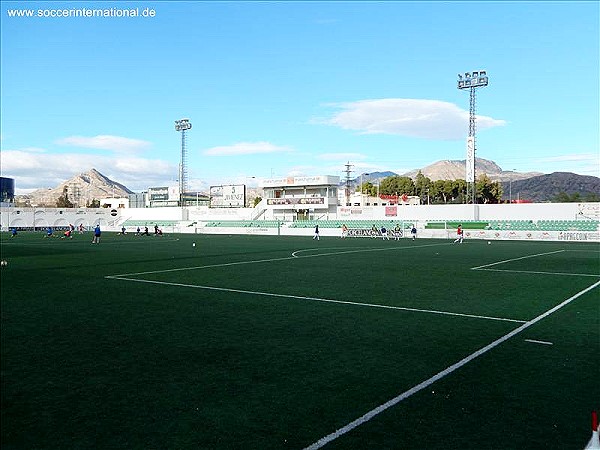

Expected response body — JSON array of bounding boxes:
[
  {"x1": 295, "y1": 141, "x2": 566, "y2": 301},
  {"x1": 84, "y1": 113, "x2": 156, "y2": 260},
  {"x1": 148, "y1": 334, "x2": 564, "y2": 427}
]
[{"x1": 1, "y1": 231, "x2": 599, "y2": 449}]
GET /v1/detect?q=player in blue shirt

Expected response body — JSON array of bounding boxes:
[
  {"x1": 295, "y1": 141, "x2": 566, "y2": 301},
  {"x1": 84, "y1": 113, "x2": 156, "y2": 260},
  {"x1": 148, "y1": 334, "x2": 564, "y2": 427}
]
[{"x1": 92, "y1": 224, "x2": 101, "y2": 244}]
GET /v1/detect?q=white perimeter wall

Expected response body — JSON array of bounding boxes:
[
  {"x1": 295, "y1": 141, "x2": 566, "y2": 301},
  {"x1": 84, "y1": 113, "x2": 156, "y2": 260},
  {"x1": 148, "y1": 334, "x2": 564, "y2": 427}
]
[{"x1": 2, "y1": 203, "x2": 599, "y2": 241}]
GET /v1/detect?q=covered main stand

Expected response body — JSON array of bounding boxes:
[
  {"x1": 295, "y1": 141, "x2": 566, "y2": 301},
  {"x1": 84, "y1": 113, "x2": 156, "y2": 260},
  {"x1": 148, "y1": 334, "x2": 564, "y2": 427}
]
[{"x1": 259, "y1": 175, "x2": 340, "y2": 222}]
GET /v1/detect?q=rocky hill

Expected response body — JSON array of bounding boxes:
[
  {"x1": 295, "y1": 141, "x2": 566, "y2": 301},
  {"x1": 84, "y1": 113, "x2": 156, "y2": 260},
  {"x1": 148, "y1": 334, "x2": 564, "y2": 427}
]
[
  {"x1": 501, "y1": 172, "x2": 600, "y2": 202},
  {"x1": 350, "y1": 158, "x2": 540, "y2": 185},
  {"x1": 402, "y1": 158, "x2": 542, "y2": 182},
  {"x1": 17, "y1": 169, "x2": 133, "y2": 207}
]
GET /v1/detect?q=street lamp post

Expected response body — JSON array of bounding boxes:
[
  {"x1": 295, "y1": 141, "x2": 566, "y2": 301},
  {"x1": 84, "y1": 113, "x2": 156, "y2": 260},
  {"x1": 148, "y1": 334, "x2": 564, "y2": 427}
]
[
  {"x1": 360, "y1": 173, "x2": 370, "y2": 206},
  {"x1": 246, "y1": 176, "x2": 256, "y2": 207},
  {"x1": 509, "y1": 169, "x2": 516, "y2": 204}
]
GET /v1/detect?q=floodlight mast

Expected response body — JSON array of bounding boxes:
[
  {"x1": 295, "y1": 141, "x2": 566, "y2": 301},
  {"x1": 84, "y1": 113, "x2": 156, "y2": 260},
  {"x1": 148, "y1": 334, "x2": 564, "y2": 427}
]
[
  {"x1": 457, "y1": 71, "x2": 488, "y2": 204},
  {"x1": 174, "y1": 118, "x2": 192, "y2": 206}
]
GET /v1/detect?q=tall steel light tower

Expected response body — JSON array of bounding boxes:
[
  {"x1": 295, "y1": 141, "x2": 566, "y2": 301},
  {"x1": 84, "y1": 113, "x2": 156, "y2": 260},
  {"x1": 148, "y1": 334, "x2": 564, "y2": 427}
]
[
  {"x1": 457, "y1": 71, "x2": 488, "y2": 204},
  {"x1": 174, "y1": 118, "x2": 192, "y2": 206}
]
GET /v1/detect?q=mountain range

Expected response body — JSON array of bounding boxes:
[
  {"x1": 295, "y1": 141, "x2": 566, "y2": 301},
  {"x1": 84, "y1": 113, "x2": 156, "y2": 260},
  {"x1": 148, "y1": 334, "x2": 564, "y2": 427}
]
[
  {"x1": 501, "y1": 172, "x2": 600, "y2": 202},
  {"x1": 14, "y1": 160, "x2": 599, "y2": 206},
  {"x1": 348, "y1": 158, "x2": 598, "y2": 202},
  {"x1": 354, "y1": 157, "x2": 542, "y2": 184}
]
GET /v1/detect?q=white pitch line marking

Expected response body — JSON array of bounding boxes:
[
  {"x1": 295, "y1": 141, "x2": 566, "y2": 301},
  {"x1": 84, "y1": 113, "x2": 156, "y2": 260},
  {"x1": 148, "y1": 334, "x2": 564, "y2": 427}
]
[
  {"x1": 303, "y1": 280, "x2": 600, "y2": 450},
  {"x1": 105, "y1": 276, "x2": 528, "y2": 324},
  {"x1": 524, "y1": 339, "x2": 553, "y2": 345},
  {"x1": 108, "y1": 242, "x2": 450, "y2": 278},
  {"x1": 474, "y1": 268, "x2": 600, "y2": 278},
  {"x1": 291, "y1": 248, "x2": 343, "y2": 258},
  {"x1": 470, "y1": 249, "x2": 566, "y2": 270},
  {"x1": 109, "y1": 255, "x2": 297, "y2": 277}
]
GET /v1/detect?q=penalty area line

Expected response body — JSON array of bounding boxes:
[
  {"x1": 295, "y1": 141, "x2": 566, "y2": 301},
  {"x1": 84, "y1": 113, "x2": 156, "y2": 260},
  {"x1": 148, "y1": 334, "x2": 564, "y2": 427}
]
[
  {"x1": 108, "y1": 242, "x2": 450, "y2": 278},
  {"x1": 302, "y1": 279, "x2": 600, "y2": 450},
  {"x1": 105, "y1": 276, "x2": 527, "y2": 323},
  {"x1": 471, "y1": 249, "x2": 565, "y2": 270}
]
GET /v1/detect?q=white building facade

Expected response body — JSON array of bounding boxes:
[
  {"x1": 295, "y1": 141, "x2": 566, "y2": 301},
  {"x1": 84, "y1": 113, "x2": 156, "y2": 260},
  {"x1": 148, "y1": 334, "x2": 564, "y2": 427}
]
[{"x1": 258, "y1": 175, "x2": 340, "y2": 221}]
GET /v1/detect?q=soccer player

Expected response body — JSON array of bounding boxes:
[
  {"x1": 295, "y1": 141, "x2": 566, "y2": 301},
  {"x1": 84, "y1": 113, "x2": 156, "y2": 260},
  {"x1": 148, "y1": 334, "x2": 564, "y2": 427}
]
[
  {"x1": 453, "y1": 224, "x2": 464, "y2": 244},
  {"x1": 411, "y1": 225, "x2": 417, "y2": 240},
  {"x1": 92, "y1": 224, "x2": 101, "y2": 244},
  {"x1": 381, "y1": 226, "x2": 390, "y2": 240},
  {"x1": 11, "y1": 228, "x2": 17, "y2": 238},
  {"x1": 313, "y1": 224, "x2": 320, "y2": 240},
  {"x1": 341, "y1": 224, "x2": 348, "y2": 239},
  {"x1": 46, "y1": 226, "x2": 53, "y2": 238},
  {"x1": 394, "y1": 223, "x2": 402, "y2": 240},
  {"x1": 371, "y1": 224, "x2": 379, "y2": 238}
]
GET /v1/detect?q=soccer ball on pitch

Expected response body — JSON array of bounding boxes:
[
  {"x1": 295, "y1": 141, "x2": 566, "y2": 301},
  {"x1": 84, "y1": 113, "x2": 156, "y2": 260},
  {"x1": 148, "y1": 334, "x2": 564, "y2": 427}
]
[
  {"x1": 192, "y1": 242, "x2": 196, "y2": 247},
  {"x1": 1, "y1": 260, "x2": 7, "y2": 267},
  {"x1": 488, "y1": 241, "x2": 491, "y2": 245}
]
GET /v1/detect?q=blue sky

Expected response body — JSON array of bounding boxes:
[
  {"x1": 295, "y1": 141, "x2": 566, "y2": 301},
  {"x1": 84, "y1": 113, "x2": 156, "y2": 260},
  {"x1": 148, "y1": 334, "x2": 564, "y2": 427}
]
[{"x1": 1, "y1": 0, "x2": 598, "y2": 193}]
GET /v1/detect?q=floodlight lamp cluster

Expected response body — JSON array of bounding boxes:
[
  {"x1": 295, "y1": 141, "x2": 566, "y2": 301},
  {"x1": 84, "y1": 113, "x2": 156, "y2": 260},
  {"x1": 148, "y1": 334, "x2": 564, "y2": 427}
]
[
  {"x1": 457, "y1": 70, "x2": 488, "y2": 89},
  {"x1": 174, "y1": 118, "x2": 192, "y2": 131}
]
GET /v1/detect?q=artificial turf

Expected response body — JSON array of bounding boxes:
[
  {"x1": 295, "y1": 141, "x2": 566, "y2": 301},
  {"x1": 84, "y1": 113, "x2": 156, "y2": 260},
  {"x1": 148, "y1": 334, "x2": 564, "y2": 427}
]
[{"x1": 1, "y1": 231, "x2": 599, "y2": 449}]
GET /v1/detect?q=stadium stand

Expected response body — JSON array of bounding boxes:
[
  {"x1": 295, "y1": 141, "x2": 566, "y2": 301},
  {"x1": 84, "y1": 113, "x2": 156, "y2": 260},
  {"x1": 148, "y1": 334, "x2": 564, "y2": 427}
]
[
  {"x1": 424, "y1": 221, "x2": 489, "y2": 230},
  {"x1": 487, "y1": 219, "x2": 599, "y2": 231},
  {"x1": 204, "y1": 220, "x2": 281, "y2": 228},
  {"x1": 288, "y1": 220, "x2": 415, "y2": 229},
  {"x1": 122, "y1": 220, "x2": 180, "y2": 227}
]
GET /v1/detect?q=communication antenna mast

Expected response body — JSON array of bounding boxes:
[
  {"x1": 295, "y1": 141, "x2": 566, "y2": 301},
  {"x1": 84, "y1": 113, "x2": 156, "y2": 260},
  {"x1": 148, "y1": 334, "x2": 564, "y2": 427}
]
[
  {"x1": 457, "y1": 71, "x2": 488, "y2": 204},
  {"x1": 344, "y1": 162, "x2": 354, "y2": 206},
  {"x1": 174, "y1": 118, "x2": 192, "y2": 206}
]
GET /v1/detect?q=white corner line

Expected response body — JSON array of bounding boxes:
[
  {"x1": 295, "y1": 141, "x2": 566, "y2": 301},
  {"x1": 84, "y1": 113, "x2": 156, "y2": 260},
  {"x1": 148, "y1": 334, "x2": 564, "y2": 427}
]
[{"x1": 302, "y1": 279, "x2": 600, "y2": 450}]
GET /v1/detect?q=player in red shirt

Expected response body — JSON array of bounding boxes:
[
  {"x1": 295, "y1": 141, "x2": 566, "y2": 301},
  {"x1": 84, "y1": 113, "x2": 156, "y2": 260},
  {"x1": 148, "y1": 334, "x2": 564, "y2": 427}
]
[{"x1": 453, "y1": 224, "x2": 464, "y2": 244}]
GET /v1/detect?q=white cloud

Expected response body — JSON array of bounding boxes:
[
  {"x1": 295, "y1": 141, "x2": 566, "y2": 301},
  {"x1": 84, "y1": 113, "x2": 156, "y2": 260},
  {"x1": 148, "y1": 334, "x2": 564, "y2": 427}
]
[
  {"x1": 321, "y1": 98, "x2": 506, "y2": 140},
  {"x1": 203, "y1": 141, "x2": 291, "y2": 156},
  {"x1": 2, "y1": 150, "x2": 85, "y2": 175},
  {"x1": 56, "y1": 135, "x2": 152, "y2": 153},
  {"x1": 2, "y1": 148, "x2": 175, "y2": 192},
  {"x1": 16, "y1": 146, "x2": 47, "y2": 153}
]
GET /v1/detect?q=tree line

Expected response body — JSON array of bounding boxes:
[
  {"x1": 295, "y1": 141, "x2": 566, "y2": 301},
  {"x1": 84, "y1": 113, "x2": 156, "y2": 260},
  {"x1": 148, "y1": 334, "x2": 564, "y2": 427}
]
[{"x1": 359, "y1": 171, "x2": 504, "y2": 204}]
